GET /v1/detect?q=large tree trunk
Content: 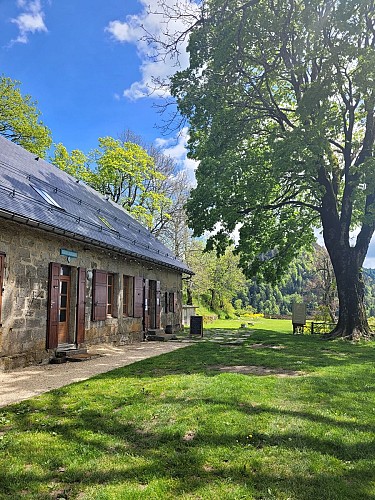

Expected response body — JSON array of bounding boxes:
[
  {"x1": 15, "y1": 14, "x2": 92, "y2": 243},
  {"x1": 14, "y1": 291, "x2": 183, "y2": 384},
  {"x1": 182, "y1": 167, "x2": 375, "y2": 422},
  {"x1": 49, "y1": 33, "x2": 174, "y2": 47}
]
[
  {"x1": 319, "y1": 163, "x2": 374, "y2": 340},
  {"x1": 324, "y1": 244, "x2": 372, "y2": 340}
]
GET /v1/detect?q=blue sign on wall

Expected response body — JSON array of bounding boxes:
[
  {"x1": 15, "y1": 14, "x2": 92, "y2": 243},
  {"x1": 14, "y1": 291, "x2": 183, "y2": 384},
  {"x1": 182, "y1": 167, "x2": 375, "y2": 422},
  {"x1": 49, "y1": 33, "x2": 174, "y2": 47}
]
[{"x1": 60, "y1": 249, "x2": 78, "y2": 259}]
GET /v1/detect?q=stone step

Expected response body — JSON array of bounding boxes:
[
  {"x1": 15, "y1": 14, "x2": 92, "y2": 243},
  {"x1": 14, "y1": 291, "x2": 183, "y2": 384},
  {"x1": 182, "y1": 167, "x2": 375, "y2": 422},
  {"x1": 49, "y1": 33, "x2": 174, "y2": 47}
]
[
  {"x1": 56, "y1": 345, "x2": 87, "y2": 356},
  {"x1": 146, "y1": 333, "x2": 177, "y2": 342},
  {"x1": 147, "y1": 329, "x2": 165, "y2": 336},
  {"x1": 65, "y1": 353, "x2": 101, "y2": 362}
]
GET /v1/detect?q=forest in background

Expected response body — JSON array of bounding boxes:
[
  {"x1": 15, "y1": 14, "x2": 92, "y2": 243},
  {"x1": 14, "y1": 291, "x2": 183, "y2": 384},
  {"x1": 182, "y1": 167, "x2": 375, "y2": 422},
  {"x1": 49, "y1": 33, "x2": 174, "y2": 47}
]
[{"x1": 186, "y1": 243, "x2": 375, "y2": 321}]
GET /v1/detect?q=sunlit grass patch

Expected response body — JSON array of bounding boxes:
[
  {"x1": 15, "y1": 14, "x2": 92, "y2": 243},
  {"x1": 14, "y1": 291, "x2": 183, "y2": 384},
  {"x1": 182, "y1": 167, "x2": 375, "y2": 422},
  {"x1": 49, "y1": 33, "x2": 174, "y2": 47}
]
[{"x1": 0, "y1": 322, "x2": 374, "y2": 499}]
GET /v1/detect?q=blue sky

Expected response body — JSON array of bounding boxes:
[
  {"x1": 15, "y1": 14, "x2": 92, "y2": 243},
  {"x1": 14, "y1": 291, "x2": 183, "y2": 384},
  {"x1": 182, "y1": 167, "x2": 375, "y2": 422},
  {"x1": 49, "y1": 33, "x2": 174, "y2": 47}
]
[
  {"x1": 0, "y1": 0, "x2": 197, "y2": 176},
  {"x1": 1, "y1": 0, "x2": 375, "y2": 267}
]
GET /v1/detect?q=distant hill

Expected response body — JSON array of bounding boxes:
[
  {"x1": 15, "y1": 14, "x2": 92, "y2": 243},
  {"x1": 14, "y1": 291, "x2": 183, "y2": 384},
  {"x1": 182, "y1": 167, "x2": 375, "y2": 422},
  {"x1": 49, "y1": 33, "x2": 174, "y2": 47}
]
[
  {"x1": 235, "y1": 248, "x2": 375, "y2": 318},
  {"x1": 364, "y1": 269, "x2": 375, "y2": 317}
]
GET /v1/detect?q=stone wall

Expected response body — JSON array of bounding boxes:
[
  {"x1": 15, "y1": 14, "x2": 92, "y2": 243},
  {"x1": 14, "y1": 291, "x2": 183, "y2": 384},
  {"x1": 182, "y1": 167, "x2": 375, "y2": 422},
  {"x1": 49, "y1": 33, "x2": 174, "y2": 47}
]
[{"x1": 0, "y1": 219, "x2": 183, "y2": 371}]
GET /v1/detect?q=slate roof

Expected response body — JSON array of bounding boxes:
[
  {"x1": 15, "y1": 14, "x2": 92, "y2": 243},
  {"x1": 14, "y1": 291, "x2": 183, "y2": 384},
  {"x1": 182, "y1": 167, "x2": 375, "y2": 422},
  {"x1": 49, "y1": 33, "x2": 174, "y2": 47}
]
[{"x1": 0, "y1": 136, "x2": 192, "y2": 274}]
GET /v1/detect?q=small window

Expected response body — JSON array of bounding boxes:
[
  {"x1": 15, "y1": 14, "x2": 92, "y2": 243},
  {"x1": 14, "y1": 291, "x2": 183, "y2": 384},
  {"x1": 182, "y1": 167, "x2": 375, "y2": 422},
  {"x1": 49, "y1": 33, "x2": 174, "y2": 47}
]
[
  {"x1": 60, "y1": 265, "x2": 71, "y2": 276},
  {"x1": 31, "y1": 185, "x2": 63, "y2": 209},
  {"x1": 107, "y1": 273, "x2": 114, "y2": 316},
  {"x1": 98, "y1": 214, "x2": 114, "y2": 230},
  {"x1": 123, "y1": 275, "x2": 134, "y2": 317}
]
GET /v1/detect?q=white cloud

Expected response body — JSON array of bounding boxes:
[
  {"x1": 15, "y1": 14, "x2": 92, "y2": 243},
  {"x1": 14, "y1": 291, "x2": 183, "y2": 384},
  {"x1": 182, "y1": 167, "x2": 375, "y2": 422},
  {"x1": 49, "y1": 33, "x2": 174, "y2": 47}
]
[
  {"x1": 155, "y1": 127, "x2": 198, "y2": 183},
  {"x1": 106, "y1": 19, "x2": 134, "y2": 43},
  {"x1": 11, "y1": 0, "x2": 48, "y2": 44},
  {"x1": 105, "y1": 0, "x2": 199, "y2": 100}
]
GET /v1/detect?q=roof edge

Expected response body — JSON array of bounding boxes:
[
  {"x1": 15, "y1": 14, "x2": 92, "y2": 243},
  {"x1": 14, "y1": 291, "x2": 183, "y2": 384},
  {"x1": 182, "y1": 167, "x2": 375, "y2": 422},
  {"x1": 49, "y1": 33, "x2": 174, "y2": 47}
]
[{"x1": 0, "y1": 209, "x2": 194, "y2": 275}]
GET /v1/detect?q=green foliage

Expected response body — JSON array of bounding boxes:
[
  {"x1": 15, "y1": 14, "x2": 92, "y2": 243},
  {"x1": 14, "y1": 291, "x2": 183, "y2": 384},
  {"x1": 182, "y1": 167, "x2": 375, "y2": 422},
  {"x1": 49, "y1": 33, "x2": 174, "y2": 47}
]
[
  {"x1": 364, "y1": 269, "x2": 375, "y2": 317},
  {"x1": 0, "y1": 75, "x2": 52, "y2": 157},
  {"x1": 185, "y1": 240, "x2": 247, "y2": 315},
  {"x1": 51, "y1": 137, "x2": 172, "y2": 232},
  {"x1": 236, "y1": 246, "x2": 375, "y2": 320},
  {"x1": 89, "y1": 137, "x2": 171, "y2": 230},
  {"x1": 51, "y1": 143, "x2": 90, "y2": 180},
  {"x1": 171, "y1": 0, "x2": 375, "y2": 335},
  {"x1": 245, "y1": 262, "x2": 313, "y2": 317}
]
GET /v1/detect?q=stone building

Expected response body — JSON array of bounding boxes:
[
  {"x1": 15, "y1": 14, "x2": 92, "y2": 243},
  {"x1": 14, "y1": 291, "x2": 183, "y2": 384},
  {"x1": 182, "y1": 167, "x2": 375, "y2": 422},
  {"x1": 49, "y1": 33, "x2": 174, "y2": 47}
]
[{"x1": 0, "y1": 136, "x2": 192, "y2": 371}]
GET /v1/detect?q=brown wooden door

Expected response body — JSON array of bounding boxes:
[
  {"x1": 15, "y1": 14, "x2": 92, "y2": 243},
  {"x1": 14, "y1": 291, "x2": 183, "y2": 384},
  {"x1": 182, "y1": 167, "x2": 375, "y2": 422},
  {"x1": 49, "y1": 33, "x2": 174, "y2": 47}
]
[
  {"x1": 47, "y1": 262, "x2": 60, "y2": 349},
  {"x1": 149, "y1": 280, "x2": 158, "y2": 329},
  {"x1": 58, "y1": 269, "x2": 71, "y2": 344},
  {"x1": 76, "y1": 267, "x2": 86, "y2": 344}
]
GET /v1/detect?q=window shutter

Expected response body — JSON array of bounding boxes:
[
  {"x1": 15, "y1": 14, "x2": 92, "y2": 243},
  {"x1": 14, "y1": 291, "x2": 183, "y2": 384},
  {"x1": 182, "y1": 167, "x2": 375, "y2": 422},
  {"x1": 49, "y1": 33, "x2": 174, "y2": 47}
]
[
  {"x1": 174, "y1": 292, "x2": 178, "y2": 314},
  {"x1": 156, "y1": 281, "x2": 161, "y2": 328},
  {"x1": 47, "y1": 262, "x2": 60, "y2": 349},
  {"x1": 92, "y1": 270, "x2": 107, "y2": 321},
  {"x1": 0, "y1": 254, "x2": 5, "y2": 324},
  {"x1": 134, "y1": 276, "x2": 144, "y2": 318},
  {"x1": 76, "y1": 267, "x2": 86, "y2": 343},
  {"x1": 144, "y1": 279, "x2": 149, "y2": 331}
]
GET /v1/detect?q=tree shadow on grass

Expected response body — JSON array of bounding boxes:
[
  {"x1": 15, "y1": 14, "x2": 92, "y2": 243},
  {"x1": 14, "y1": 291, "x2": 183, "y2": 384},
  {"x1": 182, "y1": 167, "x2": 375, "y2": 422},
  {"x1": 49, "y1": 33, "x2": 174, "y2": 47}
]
[
  {"x1": 1, "y1": 391, "x2": 374, "y2": 499},
  {"x1": 99, "y1": 333, "x2": 374, "y2": 380},
  {"x1": 0, "y1": 330, "x2": 374, "y2": 499}
]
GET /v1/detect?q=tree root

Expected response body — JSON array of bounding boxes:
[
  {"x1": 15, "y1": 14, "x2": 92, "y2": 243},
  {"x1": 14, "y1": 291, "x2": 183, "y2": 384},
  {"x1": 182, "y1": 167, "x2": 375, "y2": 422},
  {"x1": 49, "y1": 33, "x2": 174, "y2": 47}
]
[{"x1": 321, "y1": 328, "x2": 375, "y2": 341}]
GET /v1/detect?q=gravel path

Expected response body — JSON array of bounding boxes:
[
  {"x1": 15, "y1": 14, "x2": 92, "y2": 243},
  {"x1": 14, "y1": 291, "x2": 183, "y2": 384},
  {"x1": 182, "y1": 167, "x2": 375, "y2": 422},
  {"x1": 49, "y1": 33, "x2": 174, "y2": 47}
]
[{"x1": 0, "y1": 342, "x2": 192, "y2": 408}]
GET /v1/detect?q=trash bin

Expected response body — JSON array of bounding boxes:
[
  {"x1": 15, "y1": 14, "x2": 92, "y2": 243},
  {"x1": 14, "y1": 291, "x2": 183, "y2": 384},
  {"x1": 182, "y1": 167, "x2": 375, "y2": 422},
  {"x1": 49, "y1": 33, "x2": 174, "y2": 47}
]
[{"x1": 190, "y1": 315, "x2": 203, "y2": 337}]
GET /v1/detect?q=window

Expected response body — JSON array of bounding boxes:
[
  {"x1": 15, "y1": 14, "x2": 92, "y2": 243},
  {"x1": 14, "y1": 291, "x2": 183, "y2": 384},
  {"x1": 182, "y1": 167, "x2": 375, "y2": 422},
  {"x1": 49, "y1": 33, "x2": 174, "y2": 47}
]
[
  {"x1": 92, "y1": 270, "x2": 118, "y2": 321},
  {"x1": 31, "y1": 185, "x2": 63, "y2": 209},
  {"x1": 107, "y1": 273, "x2": 114, "y2": 316},
  {"x1": 0, "y1": 253, "x2": 4, "y2": 324},
  {"x1": 123, "y1": 275, "x2": 134, "y2": 317},
  {"x1": 98, "y1": 214, "x2": 114, "y2": 230}
]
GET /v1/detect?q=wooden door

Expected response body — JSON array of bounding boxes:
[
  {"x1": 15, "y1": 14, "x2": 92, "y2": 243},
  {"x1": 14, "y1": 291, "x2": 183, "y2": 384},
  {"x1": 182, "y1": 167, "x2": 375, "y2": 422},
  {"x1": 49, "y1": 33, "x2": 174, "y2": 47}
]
[
  {"x1": 47, "y1": 262, "x2": 60, "y2": 349},
  {"x1": 76, "y1": 267, "x2": 86, "y2": 344},
  {"x1": 58, "y1": 266, "x2": 71, "y2": 344},
  {"x1": 149, "y1": 280, "x2": 158, "y2": 329}
]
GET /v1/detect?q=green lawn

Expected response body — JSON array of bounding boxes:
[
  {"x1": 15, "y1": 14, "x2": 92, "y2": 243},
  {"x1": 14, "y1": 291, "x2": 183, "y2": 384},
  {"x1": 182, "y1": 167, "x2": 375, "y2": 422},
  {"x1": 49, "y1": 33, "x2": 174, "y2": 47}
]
[{"x1": 0, "y1": 319, "x2": 374, "y2": 499}]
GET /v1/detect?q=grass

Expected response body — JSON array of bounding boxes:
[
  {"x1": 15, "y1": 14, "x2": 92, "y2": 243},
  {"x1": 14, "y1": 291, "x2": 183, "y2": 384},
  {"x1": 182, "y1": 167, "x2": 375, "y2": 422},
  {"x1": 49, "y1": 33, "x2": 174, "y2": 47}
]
[{"x1": 0, "y1": 319, "x2": 374, "y2": 499}]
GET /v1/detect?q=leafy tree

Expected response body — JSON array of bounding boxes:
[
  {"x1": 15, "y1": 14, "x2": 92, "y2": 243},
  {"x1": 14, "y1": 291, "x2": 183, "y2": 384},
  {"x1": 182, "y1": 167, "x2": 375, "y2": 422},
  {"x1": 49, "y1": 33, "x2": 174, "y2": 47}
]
[
  {"x1": 363, "y1": 269, "x2": 375, "y2": 318},
  {"x1": 51, "y1": 143, "x2": 90, "y2": 180},
  {"x1": 185, "y1": 240, "x2": 247, "y2": 314},
  {"x1": 89, "y1": 136, "x2": 171, "y2": 231},
  {"x1": 0, "y1": 76, "x2": 51, "y2": 157},
  {"x1": 119, "y1": 130, "x2": 192, "y2": 251},
  {"x1": 242, "y1": 245, "x2": 335, "y2": 318},
  {"x1": 51, "y1": 137, "x2": 172, "y2": 233},
  {"x1": 166, "y1": 0, "x2": 375, "y2": 339}
]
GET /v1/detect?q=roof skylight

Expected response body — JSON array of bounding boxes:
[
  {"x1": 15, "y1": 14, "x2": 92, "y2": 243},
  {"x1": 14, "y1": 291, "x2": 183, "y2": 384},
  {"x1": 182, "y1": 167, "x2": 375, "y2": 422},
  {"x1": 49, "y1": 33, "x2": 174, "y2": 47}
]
[
  {"x1": 98, "y1": 214, "x2": 114, "y2": 230},
  {"x1": 31, "y1": 185, "x2": 63, "y2": 209}
]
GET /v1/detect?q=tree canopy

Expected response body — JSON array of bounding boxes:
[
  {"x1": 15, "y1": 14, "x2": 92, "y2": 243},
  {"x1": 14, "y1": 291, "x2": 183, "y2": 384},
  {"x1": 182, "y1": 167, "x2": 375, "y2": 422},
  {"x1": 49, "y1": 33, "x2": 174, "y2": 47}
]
[
  {"x1": 50, "y1": 136, "x2": 192, "y2": 242},
  {"x1": 0, "y1": 76, "x2": 52, "y2": 157},
  {"x1": 167, "y1": 0, "x2": 375, "y2": 339},
  {"x1": 185, "y1": 240, "x2": 247, "y2": 314}
]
